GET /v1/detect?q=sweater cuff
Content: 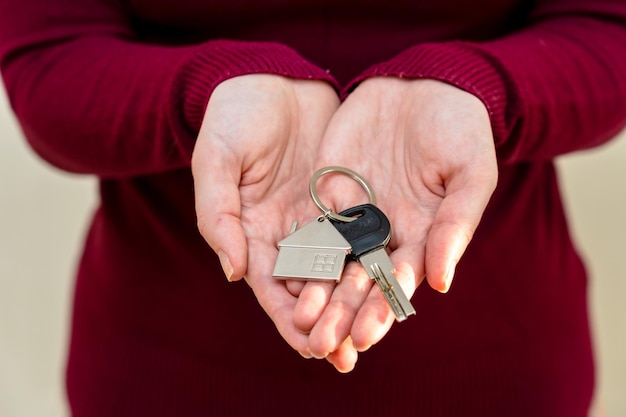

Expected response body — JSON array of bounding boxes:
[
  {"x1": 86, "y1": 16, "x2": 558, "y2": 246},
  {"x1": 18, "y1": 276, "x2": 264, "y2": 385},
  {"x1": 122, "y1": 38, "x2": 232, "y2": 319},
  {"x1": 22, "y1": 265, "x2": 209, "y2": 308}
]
[
  {"x1": 342, "y1": 41, "x2": 520, "y2": 147},
  {"x1": 169, "y1": 40, "x2": 339, "y2": 156}
]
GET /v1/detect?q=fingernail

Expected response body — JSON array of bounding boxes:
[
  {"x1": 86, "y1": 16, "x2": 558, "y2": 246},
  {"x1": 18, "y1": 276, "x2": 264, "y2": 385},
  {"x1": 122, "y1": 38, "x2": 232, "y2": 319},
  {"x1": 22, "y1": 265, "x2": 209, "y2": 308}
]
[
  {"x1": 218, "y1": 251, "x2": 234, "y2": 282},
  {"x1": 311, "y1": 351, "x2": 328, "y2": 360},
  {"x1": 299, "y1": 350, "x2": 313, "y2": 359},
  {"x1": 356, "y1": 344, "x2": 372, "y2": 353},
  {"x1": 440, "y1": 262, "x2": 456, "y2": 293}
]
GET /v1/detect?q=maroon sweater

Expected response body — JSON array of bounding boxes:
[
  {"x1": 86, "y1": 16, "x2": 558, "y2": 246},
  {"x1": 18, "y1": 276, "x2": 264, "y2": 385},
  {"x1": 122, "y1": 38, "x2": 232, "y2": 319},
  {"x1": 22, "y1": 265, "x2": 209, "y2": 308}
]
[{"x1": 2, "y1": 1, "x2": 626, "y2": 416}]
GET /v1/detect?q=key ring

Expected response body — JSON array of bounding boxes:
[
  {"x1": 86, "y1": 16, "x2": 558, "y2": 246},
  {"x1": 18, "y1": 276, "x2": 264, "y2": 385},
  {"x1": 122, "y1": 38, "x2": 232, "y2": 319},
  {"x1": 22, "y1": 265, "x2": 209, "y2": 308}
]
[{"x1": 309, "y1": 166, "x2": 377, "y2": 223}]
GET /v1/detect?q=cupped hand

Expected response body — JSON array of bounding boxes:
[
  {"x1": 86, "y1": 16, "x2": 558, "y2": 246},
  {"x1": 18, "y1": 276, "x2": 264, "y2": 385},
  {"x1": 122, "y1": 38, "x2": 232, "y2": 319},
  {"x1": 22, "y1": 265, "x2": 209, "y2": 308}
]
[
  {"x1": 191, "y1": 74, "x2": 339, "y2": 357},
  {"x1": 295, "y1": 77, "x2": 498, "y2": 371}
]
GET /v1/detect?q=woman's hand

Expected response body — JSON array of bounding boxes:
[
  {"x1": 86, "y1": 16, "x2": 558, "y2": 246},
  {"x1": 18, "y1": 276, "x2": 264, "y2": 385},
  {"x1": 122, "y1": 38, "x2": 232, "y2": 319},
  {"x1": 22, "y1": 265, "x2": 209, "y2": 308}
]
[
  {"x1": 192, "y1": 74, "x2": 339, "y2": 357},
  {"x1": 295, "y1": 77, "x2": 498, "y2": 371}
]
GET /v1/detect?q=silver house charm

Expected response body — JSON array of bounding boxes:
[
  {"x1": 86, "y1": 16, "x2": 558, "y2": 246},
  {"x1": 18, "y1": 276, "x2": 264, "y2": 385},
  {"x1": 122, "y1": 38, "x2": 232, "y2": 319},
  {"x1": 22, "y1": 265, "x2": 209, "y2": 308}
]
[{"x1": 272, "y1": 217, "x2": 351, "y2": 281}]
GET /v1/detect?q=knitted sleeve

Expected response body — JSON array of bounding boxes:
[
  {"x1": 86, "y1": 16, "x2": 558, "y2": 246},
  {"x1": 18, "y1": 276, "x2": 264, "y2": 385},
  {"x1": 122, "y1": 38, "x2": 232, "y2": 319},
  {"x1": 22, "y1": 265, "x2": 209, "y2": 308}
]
[
  {"x1": 345, "y1": 0, "x2": 626, "y2": 164},
  {"x1": 0, "y1": 0, "x2": 337, "y2": 177}
]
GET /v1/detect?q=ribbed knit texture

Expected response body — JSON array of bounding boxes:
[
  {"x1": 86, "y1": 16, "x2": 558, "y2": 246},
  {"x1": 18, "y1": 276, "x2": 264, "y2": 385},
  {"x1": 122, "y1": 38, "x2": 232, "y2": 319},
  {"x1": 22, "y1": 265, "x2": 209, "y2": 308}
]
[
  {"x1": 343, "y1": 41, "x2": 512, "y2": 148},
  {"x1": 2, "y1": 0, "x2": 626, "y2": 416},
  {"x1": 171, "y1": 40, "x2": 339, "y2": 156}
]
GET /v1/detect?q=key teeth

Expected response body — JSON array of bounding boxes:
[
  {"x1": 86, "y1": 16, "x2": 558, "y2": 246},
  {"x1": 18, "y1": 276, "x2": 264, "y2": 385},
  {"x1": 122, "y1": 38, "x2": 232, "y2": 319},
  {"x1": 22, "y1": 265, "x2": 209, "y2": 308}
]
[{"x1": 369, "y1": 262, "x2": 414, "y2": 322}]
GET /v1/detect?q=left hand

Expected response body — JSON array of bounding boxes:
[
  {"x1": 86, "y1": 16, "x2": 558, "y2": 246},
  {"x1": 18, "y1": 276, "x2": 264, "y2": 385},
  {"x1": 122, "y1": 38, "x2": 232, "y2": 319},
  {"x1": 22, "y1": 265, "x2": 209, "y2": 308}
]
[{"x1": 292, "y1": 77, "x2": 499, "y2": 372}]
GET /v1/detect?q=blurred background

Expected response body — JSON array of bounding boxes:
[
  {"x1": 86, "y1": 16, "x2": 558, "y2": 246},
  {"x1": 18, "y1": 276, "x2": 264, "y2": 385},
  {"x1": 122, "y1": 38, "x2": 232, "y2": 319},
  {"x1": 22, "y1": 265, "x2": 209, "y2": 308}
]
[{"x1": 1, "y1": 86, "x2": 625, "y2": 416}]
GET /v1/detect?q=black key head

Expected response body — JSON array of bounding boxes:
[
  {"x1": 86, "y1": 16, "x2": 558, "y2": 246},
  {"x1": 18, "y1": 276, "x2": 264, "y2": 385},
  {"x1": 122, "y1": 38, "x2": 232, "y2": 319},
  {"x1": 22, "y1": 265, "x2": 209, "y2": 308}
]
[{"x1": 330, "y1": 203, "x2": 391, "y2": 259}]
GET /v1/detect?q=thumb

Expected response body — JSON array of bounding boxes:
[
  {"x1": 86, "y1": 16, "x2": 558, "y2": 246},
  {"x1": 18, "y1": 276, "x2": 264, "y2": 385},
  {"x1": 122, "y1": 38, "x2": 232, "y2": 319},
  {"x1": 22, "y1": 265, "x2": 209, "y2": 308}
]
[
  {"x1": 425, "y1": 219, "x2": 471, "y2": 293},
  {"x1": 425, "y1": 177, "x2": 495, "y2": 293},
  {"x1": 192, "y1": 141, "x2": 248, "y2": 282}
]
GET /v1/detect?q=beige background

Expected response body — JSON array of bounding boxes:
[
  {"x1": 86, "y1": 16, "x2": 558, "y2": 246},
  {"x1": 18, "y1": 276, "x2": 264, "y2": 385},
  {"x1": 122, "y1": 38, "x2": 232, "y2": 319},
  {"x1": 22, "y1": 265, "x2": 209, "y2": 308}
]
[{"x1": 1, "y1": 86, "x2": 625, "y2": 416}]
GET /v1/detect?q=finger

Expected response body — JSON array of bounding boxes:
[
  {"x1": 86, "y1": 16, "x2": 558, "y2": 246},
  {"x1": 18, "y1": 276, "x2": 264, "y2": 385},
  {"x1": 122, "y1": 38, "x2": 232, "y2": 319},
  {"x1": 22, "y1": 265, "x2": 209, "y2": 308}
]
[
  {"x1": 285, "y1": 279, "x2": 306, "y2": 297},
  {"x1": 325, "y1": 336, "x2": 358, "y2": 373},
  {"x1": 307, "y1": 262, "x2": 372, "y2": 358},
  {"x1": 248, "y1": 282, "x2": 311, "y2": 357},
  {"x1": 292, "y1": 281, "x2": 336, "y2": 333},
  {"x1": 245, "y1": 245, "x2": 311, "y2": 356},
  {"x1": 192, "y1": 140, "x2": 248, "y2": 282},
  {"x1": 425, "y1": 173, "x2": 496, "y2": 292}
]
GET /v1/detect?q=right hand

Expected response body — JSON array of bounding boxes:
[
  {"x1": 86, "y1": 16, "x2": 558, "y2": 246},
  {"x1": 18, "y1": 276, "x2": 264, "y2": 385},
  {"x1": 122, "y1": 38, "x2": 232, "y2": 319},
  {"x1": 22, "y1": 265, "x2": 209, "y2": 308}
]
[{"x1": 191, "y1": 74, "x2": 339, "y2": 357}]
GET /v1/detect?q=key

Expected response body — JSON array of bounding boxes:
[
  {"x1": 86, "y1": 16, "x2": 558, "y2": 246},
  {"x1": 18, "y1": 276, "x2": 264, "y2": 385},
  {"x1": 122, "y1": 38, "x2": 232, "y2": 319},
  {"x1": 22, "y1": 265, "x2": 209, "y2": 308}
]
[
  {"x1": 273, "y1": 216, "x2": 352, "y2": 281},
  {"x1": 331, "y1": 204, "x2": 416, "y2": 322}
]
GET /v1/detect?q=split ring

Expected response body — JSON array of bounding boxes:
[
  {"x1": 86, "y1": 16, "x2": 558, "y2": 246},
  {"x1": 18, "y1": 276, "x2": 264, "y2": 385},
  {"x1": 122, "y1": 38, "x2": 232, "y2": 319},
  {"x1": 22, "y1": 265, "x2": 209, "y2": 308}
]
[{"x1": 309, "y1": 166, "x2": 376, "y2": 223}]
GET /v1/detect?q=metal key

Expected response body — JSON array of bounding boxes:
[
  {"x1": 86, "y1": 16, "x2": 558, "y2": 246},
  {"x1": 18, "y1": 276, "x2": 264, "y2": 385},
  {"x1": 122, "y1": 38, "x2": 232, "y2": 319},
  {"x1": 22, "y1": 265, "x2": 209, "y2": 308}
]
[{"x1": 331, "y1": 204, "x2": 416, "y2": 322}]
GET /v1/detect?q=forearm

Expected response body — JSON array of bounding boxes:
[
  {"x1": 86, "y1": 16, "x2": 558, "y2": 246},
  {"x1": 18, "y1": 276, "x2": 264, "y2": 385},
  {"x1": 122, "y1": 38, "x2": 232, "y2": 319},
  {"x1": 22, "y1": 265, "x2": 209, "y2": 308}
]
[
  {"x1": 0, "y1": 1, "x2": 337, "y2": 177},
  {"x1": 344, "y1": 1, "x2": 626, "y2": 164}
]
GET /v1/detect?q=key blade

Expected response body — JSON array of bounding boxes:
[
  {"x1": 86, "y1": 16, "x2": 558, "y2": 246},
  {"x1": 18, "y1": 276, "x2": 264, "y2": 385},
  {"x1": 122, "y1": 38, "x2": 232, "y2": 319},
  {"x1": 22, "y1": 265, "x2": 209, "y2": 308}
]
[
  {"x1": 371, "y1": 263, "x2": 414, "y2": 322},
  {"x1": 359, "y1": 249, "x2": 416, "y2": 322}
]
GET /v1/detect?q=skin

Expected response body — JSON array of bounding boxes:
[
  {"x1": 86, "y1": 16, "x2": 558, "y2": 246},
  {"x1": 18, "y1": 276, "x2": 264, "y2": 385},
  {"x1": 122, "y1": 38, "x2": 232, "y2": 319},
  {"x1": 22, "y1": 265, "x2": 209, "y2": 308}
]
[{"x1": 192, "y1": 74, "x2": 498, "y2": 372}]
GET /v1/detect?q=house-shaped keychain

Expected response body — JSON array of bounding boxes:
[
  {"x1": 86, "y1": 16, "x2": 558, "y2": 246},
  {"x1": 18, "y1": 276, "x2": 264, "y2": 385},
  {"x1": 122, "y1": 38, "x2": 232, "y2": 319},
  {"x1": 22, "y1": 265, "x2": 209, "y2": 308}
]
[{"x1": 272, "y1": 217, "x2": 352, "y2": 281}]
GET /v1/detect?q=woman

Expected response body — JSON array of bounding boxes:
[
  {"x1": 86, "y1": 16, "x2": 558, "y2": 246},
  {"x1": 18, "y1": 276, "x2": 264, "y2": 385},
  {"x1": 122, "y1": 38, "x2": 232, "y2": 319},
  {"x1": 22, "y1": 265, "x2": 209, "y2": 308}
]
[{"x1": 1, "y1": 0, "x2": 625, "y2": 415}]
